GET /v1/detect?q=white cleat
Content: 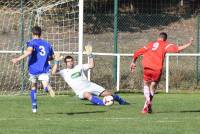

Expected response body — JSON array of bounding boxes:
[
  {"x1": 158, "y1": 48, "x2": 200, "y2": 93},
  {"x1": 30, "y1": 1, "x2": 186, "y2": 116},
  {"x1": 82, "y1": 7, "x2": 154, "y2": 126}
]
[{"x1": 32, "y1": 109, "x2": 37, "y2": 113}]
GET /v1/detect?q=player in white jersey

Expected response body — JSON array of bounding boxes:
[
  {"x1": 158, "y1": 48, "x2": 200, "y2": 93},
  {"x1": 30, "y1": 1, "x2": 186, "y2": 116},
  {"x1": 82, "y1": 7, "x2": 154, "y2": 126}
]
[{"x1": 52, "y1": 53, "x2": 129, "y2": 106}]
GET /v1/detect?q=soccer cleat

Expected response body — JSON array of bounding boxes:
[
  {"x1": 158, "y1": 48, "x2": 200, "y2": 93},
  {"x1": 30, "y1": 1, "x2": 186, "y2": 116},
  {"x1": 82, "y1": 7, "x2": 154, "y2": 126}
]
[
  {"x1": 147, "y1": 102, "x2": 152, "y2": 113},
  {"x1": 142, "y1": 101, "x2": 152, "y2": 114},
  {"x1": 32, "y1": 104, "x2": 37, "y2": 113},
  {"x1": 48, "y1": 86, "x2": 55, "y2": 97},
  {"x1": 32, "y1": 108, "x2": 37, "y2": 113},
  {"x1": 142, "y1": 105, "x2": 148, "y2": 114}
]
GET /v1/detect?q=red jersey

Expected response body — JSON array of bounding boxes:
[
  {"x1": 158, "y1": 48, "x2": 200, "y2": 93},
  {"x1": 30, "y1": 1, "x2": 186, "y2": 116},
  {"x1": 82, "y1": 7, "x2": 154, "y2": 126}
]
[{"x1": 133, "y1": 39, "x2": 179, "y2": 71}]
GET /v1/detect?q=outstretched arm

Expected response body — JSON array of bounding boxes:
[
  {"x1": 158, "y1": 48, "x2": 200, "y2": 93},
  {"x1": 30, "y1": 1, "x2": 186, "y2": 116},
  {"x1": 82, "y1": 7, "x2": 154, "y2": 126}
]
[
  {"x1": 87, "y1": 54, "x2": 95, "y2": 69},
  {"x1": 52, "y1": 53, "x2": 63, "y2": 75},
  {"x1": 178, "y1": 38, "x2": 193, "y2": 51},
  {"x1": 84, "y1": 44, "x2": 94, "y2": 69},
  {"x1": 11, "y1": 47, "x2": 33, "y2": 64},
  {"x1": 52, "y1": 62, "x2": 59, "y2": 75}
]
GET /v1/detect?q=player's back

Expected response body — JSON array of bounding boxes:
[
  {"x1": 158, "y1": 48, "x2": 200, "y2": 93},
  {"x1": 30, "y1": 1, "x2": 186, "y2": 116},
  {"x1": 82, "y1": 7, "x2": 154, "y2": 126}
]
[
  {"x1": 27, "y1": 39, "x2": 54, "y2": 75},
  {"x1": 142, "y1": 40, "x2": 172, "y2": 71}
]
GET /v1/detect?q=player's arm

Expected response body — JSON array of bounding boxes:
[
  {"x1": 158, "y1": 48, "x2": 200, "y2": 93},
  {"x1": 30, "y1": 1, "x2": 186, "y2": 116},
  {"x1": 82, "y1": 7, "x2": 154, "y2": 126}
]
[
  {"x1": 87, "y1": 54, "x2": 95, "y2": 69},
  {"x1": 52, "y1": 62, "x2": 59, "y2": 75},
  {"x1": 178, "y1": 38, "x2": 193, "y2": 51},
  {"x1": 48, "y1": 46, "x2": 55, "y2": 61},
  {"x1": 52, "y1": 53, "x2": 63, "y2": 75},
  {"x1": 130, "y1": 46, "x2": 148, "y2": 72},
  {"x1": 11, "y1": 47, "x2": 33, "y2": 64},
  {"x1": 166, "y1": 38, "x2": 193, "y2": 53},
  {"x1": 84, "y1": 44, "x2": 94, "y2": 69}
]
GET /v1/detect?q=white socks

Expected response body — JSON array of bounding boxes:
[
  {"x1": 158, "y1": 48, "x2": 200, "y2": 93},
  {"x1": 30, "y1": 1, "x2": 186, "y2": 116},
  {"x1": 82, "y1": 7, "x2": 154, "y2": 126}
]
[{"x1": 143, "y1": 85, "x2": 150, "y2": 102}]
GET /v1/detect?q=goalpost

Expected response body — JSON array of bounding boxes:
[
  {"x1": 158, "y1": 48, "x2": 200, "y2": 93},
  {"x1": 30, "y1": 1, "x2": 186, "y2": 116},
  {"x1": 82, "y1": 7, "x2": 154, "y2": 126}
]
[{"x1": 165, "y1": 53, "x2": 200, "y2": 93}]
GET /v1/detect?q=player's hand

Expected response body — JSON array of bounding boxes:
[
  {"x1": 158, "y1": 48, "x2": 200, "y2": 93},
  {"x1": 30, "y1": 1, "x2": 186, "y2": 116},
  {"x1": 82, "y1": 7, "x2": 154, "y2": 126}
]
[
  {"x1": 130, "y1": 62, "x2": 136, "y2": 73},
  {"x1": 54, "y1": 53, "x2": 63, "y2": 61},
  {"x1": 84, "y1": 44, "x2": 92, "y2": 55},
  {"x1": 11, "y1": 58, "x2": 19, "y2": 64},
  {"x1": 189, "y1": 37, "x2": 194, "y2": 45}
]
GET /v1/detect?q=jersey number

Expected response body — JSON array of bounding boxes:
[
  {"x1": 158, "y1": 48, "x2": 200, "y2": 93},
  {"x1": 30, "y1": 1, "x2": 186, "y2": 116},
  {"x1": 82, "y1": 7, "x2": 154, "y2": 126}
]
[
  {"x1": 39, "y1": 46, "x2": 46, "y2": 56},
  {"x1": 152, "y1": 42, "x2": 159, "y2": 51}
]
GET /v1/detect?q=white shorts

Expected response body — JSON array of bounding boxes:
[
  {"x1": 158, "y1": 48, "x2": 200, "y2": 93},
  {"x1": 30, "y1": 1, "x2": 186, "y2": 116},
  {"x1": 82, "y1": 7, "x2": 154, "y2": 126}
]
[
  {"x1": 29, "y1": 73, "x2": 50, "y2": 83},
  {"x1": 76, "y1": 82, "x2": 105, "y2": 99}
]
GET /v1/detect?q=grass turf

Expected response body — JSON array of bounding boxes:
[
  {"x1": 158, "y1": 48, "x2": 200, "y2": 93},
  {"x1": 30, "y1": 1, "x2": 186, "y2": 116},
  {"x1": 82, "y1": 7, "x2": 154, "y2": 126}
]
[{"x1": 0, "y1": 93, "x2": 200, "y2": 134}]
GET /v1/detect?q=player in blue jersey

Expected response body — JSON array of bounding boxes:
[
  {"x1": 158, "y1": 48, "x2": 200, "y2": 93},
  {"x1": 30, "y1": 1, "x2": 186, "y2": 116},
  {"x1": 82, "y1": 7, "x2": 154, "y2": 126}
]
[{"x1": 12, "y1": 26, "x2": 55, "y2": 113}]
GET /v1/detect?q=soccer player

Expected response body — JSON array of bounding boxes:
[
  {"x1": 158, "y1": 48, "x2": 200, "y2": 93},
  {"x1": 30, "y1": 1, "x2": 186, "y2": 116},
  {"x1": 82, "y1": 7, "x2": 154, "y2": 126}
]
[
  {"x1": 130, "y1": 32, "x2": 193, "y2": 113},
  {"x1": 52, "y1": 52, "x2": 129, "y2": 106},
  {"x1": 11, "y1": 26, "x2": 55, "y2": 113}
]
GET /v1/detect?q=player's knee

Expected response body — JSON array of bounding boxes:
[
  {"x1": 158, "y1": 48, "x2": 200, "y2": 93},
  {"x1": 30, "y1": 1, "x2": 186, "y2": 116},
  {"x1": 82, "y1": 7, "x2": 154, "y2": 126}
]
[
  {"x1": 150, "y1": 82, "x2": 157, "y2": 90},
  {"x1": 83, "y1": 92, "x2": 92, "y2": 100},
  {"x1": 31, "y1": 86, "x2": 37, "y2": 90},
  {"x1": 100, "y1": 90, "x2": 112, "y2": 97}
]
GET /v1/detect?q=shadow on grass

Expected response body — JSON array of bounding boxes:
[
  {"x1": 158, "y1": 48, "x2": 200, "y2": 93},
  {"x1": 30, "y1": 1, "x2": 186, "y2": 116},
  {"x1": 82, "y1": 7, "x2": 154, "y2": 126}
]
[
  {"x1": 155, "y1": 109, "x2": 200, "y2": 114},
  {"x1": 180, "y1": 110, "x2": 200, "y2": 113},
  {"x1": 51, "y1": 110, "x2": 107, "y2": 115}
]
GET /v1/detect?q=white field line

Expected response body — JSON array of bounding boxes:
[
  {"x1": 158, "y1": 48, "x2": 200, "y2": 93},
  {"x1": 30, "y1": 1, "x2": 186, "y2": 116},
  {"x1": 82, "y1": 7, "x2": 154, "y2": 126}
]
[{"x1": 0, "y1": 117, "x2": 199, "y2": 123}]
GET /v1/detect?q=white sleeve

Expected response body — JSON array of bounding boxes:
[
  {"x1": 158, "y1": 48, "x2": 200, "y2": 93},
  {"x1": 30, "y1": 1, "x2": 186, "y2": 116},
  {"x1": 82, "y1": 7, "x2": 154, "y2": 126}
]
[
  {"x1": 82, "y1": 64, "x2": 90, "y2": 71},
  {"x1": 57, "y1": 69, "x2": 64, "y2": 76}
]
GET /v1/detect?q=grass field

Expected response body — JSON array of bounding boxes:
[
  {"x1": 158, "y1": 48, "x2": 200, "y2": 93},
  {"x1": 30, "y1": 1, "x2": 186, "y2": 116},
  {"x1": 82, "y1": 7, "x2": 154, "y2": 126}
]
[{"x1": 0, "y1": 93, "x2": 200, "y2": 134}]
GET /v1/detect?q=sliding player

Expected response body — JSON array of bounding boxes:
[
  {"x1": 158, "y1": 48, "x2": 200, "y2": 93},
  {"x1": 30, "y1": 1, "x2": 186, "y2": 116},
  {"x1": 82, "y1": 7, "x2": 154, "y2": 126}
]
[
  {"x1": 12, "y1": 26, "x2": 55, "y2": 113},
  {"x1": 130, "y1": 32, "x2": 193, "y2": 113},
  {"x1": 52, "y1": 45, "x2": 129, "y2": 106}
]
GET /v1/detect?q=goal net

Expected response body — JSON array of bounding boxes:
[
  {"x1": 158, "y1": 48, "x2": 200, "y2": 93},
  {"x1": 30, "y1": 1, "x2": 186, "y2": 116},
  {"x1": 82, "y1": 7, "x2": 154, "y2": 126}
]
[{"x1": 0, "y1": 0, "x2": 80, "y2": 95}]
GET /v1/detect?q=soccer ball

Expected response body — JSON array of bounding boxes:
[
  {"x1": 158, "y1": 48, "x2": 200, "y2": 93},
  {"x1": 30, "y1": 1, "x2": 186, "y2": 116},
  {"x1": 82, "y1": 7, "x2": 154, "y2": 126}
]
[{"x1": 103, "y1": 96, "x2": 114, "y2": 106}]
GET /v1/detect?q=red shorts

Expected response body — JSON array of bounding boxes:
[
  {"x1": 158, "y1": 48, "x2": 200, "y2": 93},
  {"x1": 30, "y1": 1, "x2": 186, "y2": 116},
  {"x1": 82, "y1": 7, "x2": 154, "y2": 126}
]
[{"x1": 143, "y1": 68, "x2": 162, "y2": 82}]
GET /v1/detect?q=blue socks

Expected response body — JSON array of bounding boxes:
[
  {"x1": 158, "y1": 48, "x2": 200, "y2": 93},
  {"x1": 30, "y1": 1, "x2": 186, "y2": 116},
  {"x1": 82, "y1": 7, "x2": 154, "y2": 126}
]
[
  {"x1": 30, "y1": 89, "x2": 37, "y2": 109},
  {"x1": 113, "y1": 94, "x2": 126, "y2": 105},
  {"x1": 44, "y1": 87, "x2": 48, "y2": 92},
  {"x1": 90, "y1": 96, "x2": 104, "y2": 106}
]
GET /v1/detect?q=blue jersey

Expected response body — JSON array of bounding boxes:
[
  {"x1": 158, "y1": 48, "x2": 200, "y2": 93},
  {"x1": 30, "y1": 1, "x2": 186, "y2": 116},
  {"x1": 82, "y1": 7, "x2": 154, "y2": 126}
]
[{"x1": 27, "y1": 39, "x2": 54, "y2": 75}]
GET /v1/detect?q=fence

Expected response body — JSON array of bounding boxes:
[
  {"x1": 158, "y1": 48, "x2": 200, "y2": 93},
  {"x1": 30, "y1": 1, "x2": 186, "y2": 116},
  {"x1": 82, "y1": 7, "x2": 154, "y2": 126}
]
[{"x1": 0, "y1": 0, "x2": 200, "y2": 95}]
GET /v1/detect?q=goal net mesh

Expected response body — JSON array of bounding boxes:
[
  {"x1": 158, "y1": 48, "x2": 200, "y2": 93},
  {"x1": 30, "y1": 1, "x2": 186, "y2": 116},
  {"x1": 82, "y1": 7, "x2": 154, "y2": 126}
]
[{"x1": 0, "y1": 0, "x2": 79, "y2": 95}]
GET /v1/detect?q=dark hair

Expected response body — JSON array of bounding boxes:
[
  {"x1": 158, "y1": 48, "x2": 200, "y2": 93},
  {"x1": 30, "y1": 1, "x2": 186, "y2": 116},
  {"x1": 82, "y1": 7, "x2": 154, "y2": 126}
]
[
  {"x1": 159, "y1": 32, "x2": 167, "y2": 41},
  {"x1": 32, "y1": 26, "x2": 42, "y2": 36},
  {"x1": 64, "y1": 56, "x2": 73, "y2": 63}
]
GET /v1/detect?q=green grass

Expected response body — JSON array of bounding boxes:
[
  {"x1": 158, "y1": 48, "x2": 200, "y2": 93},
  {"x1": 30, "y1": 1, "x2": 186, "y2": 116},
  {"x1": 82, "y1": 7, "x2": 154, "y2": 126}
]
[{"x1": 0, "y1": 93, "x2": 200, "y2": 134}]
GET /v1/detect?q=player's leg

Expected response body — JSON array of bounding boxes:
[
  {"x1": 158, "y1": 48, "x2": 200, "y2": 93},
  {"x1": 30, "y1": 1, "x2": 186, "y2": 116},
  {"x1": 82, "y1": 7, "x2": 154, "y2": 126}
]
[
  {"x1": 143, "y1": 80, "x2": 151, "y2": 102},
  {"x1": 29, "y1": 75, "x2": 37, "y2": 113},
  {"x1": 147, "y1": 81, "x2": 158, "y2": 113},
  {"x1": 142, "y1": 69, "x2": 152, "y2": 113},
  {"x1": 142, "y1": 80, "x2": 151, "y2": 113},
  {"x1": 100, "y1": 90, "x2": 129, "y2": 105},
  {"x1": 142, "y1": 70, "x2": 161, "y2": 113},
  {"x1": 82, "y1": 91, "x2": 104, "y2": 106},
  {"x1": 39, "y1": 73, "x2": 55, "y2": 97},
  {"x1": 150, "y1": 81, "x2": 157, "y2": 102},
  {"x1": 148, "y1": 71, "x2": 161, "y2": 113},
  {"x1": 81, "y1": 82, "x2": 109, "y2": 106}
]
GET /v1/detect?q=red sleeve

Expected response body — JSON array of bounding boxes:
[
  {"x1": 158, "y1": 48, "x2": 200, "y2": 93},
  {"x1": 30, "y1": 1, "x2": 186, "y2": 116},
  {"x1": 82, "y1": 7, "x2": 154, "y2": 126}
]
[
  {"x1": 133, "y1": 42, "x2": 152, "y2": 62},
  {"x1": 165, "y1": 43, "x2": 179, "y2": 53}
]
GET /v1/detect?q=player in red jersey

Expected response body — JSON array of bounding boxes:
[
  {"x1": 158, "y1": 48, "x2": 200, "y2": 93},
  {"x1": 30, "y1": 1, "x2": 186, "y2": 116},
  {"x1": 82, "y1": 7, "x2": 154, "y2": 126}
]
[{"x1": 130, "y1": 32, "x2": 193, "y2": 113}]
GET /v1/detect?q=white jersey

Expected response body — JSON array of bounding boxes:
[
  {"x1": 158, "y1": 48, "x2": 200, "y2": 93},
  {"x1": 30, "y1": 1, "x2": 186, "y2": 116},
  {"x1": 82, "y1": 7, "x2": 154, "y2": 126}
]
[{"x1": 59, "y1": 64, "x2": 91, "y2": 94}]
